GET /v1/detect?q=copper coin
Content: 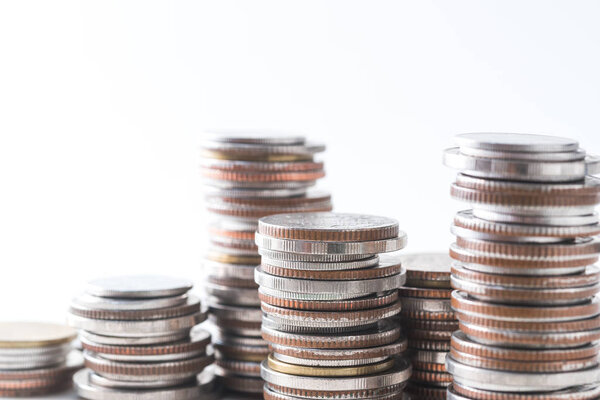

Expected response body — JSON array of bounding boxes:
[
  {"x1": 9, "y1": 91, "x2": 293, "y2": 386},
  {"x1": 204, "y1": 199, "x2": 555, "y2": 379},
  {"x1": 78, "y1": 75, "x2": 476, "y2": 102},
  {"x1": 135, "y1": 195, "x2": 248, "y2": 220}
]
[
  {"x1": 452, "y1": 291, "x2": 600, "y2": 322},
  {"x1": 411, "y1": 369, "x2": 452, "y2": 386},
  {"x1": 399, "y1": 286, "x2": 452, "y2": 299},
  {"x1": 451, "y1": 331, "x2": 599, "y2": 362},
  {"x1": 208, "y1": 225, "x2": 255, "y2": 240},
  {"x1": 411, "y1": 360, "x2": 448, "y2": 372},
  {"x1": 257, "y1": 213, "x2": 400, "y2": 242},
  {"x1": 260, "y1": 261, "x2": 402, "y2": 280},
  {"x1": 262, "y1": 320, "x2": 401, "y2": 349},
  {"x1": 450, "y1": 347, "x2": 599, "y2": 373},
  {"x1": 215, "y1": 359, "x2": 261, "y2": 376},
  {"x1": 405, "y1": 384, "x2": 447, "y2": 400},
  {"x1": 201, "y1": 168, "x2": 325, "y2": 182},
  {"x1": 451, "y1": 381, "x2": 600, "y2": 400},
  {"x1": 0, "y1": 381, "x2": 71, "y2": 397},
  {"x1": 456, "y1": 236, "x2": 600, "y2": 259},
  {"x1": 451, "y1": 264, "x2": 600, "y2": 289},
  {"x1": 80, "y1": 333, "x2": 210, "y2": 357},
  {"x1": 455, "y1": 174, "x2": 600, "y2": 196},
  {"x1": 401, "y1": 309, "x2": 457, "y2": 321},
  {"x1": 259, "y1": 290, "x2": 398, "y2": 311},
  {"x1": 210, "y1": 236, "x2": 258, "y2": 251},
  {"x1": 202, "y1": 159, "x2": 323, "y2": 172},
  {"x1": 83, "y1": 352, "x2": 214, "y2": 377},
  {"x1": 206, "y1": 251, "x2": 261, "y2": 265},
  {"x1": 457, "y1": 313, "x2": 600, "y2": 334},
  {"x1": 407, "y1": 328, "x2": 453, "y2": 341}
]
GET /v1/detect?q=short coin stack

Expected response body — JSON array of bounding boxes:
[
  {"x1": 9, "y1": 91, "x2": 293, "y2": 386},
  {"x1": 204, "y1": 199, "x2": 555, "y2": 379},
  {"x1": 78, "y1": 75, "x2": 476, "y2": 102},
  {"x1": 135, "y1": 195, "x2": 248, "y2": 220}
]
[
  {"x1": 68, "y1": 275, "x2": 214, "y2": 400},
  {"x1": 443, "y1": 133, "x2": 600, "y2": 399},
  {"x1": 200, "y1": 132, "x2": 331, "y2": 395},
  {"x1": 254, "y1": 212, "x2": 411, "y2": 400},
  {"x1": 398, "y1": 253, "x2": 456, "y2": 400},
  {"x1": 0, "y1": 322, "x2": 81, "y2": 397}
]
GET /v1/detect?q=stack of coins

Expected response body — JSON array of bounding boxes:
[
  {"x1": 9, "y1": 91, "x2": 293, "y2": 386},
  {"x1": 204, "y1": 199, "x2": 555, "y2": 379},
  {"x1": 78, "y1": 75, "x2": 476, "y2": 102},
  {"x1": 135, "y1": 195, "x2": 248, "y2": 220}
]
[
  {"x1": 200, "y1": 132, "x2": 331, "y2": 395},
  {"x1": 398, "y1": 253, "x2": 456, "y2": 400},
  {"x1": 443, "y1": 133, "x2": 600, "y2": 399},
  {"x1": 0, "y1": 322, "x2": 81, "y2": 397},
  {"x1": 68, "y1": 275, "x2": 215, "y2": 400},
  {"x1": 254, "y1": 212, "x2": 412, "y2": 400}
]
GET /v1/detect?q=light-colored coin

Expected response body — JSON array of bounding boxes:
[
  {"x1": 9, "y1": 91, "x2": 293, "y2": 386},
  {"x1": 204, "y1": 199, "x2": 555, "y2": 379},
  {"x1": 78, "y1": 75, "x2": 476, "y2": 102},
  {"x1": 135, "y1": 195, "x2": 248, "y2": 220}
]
[
  {"x1": 455, "y1": 133, "x2": 579, "y2": 153},
  {"x1": 72, "y1": 293, "x2": 188, "y2": 311},
  {"x1": 0, "y1": 322, "x2": 76, "y2": 349},
  {"x1": 85, "y1": 275, "x2": 193, "y2": 299}
]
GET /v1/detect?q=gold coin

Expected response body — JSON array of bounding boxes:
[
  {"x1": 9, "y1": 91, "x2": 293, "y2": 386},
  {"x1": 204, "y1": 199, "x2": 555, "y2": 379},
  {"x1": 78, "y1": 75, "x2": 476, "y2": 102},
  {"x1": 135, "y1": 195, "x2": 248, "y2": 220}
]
[
  {"x1": 201, "y1": 150, "x2": 313, "y2": 162},
  {"x1": 0, "y1": 322, "x2": 76, "y2": 348},
  {"x1": 267, "y1": 353, "x2": 394, "y2": 377},
  {"x1": 206, "y1": 252, "x2": 261, "y2": 265}
]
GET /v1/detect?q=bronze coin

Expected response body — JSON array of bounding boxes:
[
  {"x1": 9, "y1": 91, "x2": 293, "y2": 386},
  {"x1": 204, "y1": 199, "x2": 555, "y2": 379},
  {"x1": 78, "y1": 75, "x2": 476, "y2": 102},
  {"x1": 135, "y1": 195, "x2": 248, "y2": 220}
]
[
  {"x1": 403, "y1": 319, "x2": 458, "y2": 332},
  {"x1": 408, "y1": 339, "x2": 451, "y2": 352},
  {"x1": 80, "y1": 334, "x2": 210, "y2": 356},
  {"x1": 201, "y1": 168, "x2": 325, "y2": 182},
  {"x1": 202, "y1": 160, "x2": 324, "y2": 172},
  {"x1": 411, "y1": 360, "x2": 447, "y2": 372},
  {"x1": 399, "y1": 286, "x2": 452, "y2": 299},
  {"x1": 258, "y1": 290, "x2": 398, "y2": 311},
  {"x1": 208, "y1": 226, "x2": 255, "y2": 240},
  {"x1": 401, "y1": 309, "x2": 457, "y2": 321},
  {"x1": 69, "y1": 297, "x2": 201, "y2": 321},
  {"x1": 206, "y1": 251, "x2": 261, "y2": 265},
  {"x1": 411, "y1": 370, "x2": 452, "y2": 386},
  {"x1": 407, "y1": 329, "x2": 453, "y2": 341},
  {"x1": 260, "y1": 301, "x2": 402, "y2": 324},
  {"x1": 457, "y1": 313, "x2": 600, "y2": 334}
]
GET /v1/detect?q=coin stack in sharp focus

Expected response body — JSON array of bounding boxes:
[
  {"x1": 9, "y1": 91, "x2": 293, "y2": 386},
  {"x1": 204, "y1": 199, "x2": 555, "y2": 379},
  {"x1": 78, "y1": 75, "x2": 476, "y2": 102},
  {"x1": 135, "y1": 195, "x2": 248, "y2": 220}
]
[
  {"x1": 443, "y1": 133, "x2": 600, "y2": 399},
  {"x1": 253, "y1": 212, "x2": 412, "y2": 400},
  {"x1": 0, "y1": 322, "x2": 81, "y2": 397},
  {"x1": 200, "y1": 132, "x2": 331, "y2": 395},
  {"x1": 398, "y1": 253, "x2": 457, "y2": 400},
  {"x1": 68, "y1": 275, "x2": 216, "y2": 400}
]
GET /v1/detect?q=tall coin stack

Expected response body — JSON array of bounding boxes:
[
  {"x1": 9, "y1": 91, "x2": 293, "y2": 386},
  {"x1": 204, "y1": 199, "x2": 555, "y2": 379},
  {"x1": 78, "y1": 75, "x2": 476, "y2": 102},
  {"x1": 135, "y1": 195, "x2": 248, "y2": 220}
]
[
  {"x1": 0, "y1": 322, "x2": 81, "y2": 397},
  {"x1": 68, "y1": 275, "x2": 215, "y2": 400},
  {"x1": 398, "y1": 253, "x2": 457, "y2": 400},
  {"x1": 254, "y1": 212, "x2": 412, "y2": 400},
  {"x1": 200, "y1": 132, "x2": 331, "y2": 395},
  {"x1": 443, "y1": 133, "x2": 600, "y2": 399}
]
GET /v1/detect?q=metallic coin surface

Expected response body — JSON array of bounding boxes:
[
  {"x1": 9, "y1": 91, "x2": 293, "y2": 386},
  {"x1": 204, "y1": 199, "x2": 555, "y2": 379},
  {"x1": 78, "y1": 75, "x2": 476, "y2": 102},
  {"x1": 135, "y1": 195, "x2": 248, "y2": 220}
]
[
  {"x1": 455, "y1": 133, "x2": 579, "y2": 153},
  {"x1": 85, "y1": 275, "x2": 193, "y2": 299},
  {"x1": 0, "y1": 322, "x2": 76, "y2": 348}
]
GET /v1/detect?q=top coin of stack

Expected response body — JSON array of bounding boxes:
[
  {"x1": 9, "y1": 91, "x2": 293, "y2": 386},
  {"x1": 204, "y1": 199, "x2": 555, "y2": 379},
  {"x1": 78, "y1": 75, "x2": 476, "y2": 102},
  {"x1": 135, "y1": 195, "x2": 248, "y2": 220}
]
[
  {"x1": 0, "y1": 322, "x2": 81, "y2": 397},
  {"x1": 254, "y1": 212, "x2": 412, "y2": 400},
  {"x1": 200, "y1": 131, "x2": 331, "y2": 394},
  {"x1": 68, "y1": 275, "x2": 215, "y2": 400},
  {"x1": 398, "y1": 253, "x2": 456, "y2": 400},
  {"x1": 443, "y1": 133, "x2": 600, "y2": 399}
]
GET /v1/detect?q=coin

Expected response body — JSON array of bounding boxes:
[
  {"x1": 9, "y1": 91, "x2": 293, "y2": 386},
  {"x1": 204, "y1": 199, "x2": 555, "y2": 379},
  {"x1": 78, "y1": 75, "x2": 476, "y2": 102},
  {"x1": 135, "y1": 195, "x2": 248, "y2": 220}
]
[
  {"x1": 0, "y1": 322, "x2": 76, "y2": 348},
  {"x1": 455, "y1": 133, "x2": 579, "y2": 153}
]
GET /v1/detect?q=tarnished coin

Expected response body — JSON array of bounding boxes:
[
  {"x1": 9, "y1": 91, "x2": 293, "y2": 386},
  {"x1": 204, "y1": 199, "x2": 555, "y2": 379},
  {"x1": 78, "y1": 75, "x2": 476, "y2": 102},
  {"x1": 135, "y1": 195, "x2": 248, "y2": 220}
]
[{"x1": 0, "y1": 322, "x2": 76, "y2": 349}]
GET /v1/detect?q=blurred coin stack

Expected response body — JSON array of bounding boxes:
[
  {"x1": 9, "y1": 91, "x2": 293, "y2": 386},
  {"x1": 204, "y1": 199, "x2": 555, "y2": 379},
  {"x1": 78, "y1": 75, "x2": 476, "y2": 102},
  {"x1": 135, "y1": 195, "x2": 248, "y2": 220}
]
[
  {"x1": 68, "y1": 275, "x2": 215, "y2": 400},
  {"x1": 0, "y1": 322, "x2": 81, "y2": 397},
  {"x1": 254, "y1": 212, "x2": 411, "y2": 400},
  {"x1": 200, "y1": 132, "x2": 331, "y2": 395},
  {"x1": 398, "y1": 253, "x2": 456, "y2": 400},
  {"x1": 443, "y1": 133, "x2": 600, "y2": 399}
]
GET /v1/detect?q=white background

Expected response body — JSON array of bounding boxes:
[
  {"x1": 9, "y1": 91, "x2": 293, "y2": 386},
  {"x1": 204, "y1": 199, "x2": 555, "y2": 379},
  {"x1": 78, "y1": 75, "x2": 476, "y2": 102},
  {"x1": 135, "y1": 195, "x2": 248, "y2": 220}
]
[{"x1": 1, "y1": 1, "x2": 600, "y2": 322}]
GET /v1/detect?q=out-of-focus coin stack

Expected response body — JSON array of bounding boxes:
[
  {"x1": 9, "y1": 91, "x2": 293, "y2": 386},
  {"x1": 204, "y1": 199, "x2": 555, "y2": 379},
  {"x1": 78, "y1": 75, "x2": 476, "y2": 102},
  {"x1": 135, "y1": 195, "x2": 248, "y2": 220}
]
[
  {"x1": 200, "y1": 132, "x2": 331, "y2": 395},
  {"x1": 398, "y1": 253, "x2": 456, "y2": 400},
  {"x1": 0, "y1": 322, "x2": 81, "y2": 397},
  {"x1": 443, "y1": 133, "x2": 600, "y2": 399},
  {"x1": 67, "y1": 275, "x2": 215, "y2": 400},
  {"x1": 254, "y1": 212, "x2": 412, "y2": 400}
]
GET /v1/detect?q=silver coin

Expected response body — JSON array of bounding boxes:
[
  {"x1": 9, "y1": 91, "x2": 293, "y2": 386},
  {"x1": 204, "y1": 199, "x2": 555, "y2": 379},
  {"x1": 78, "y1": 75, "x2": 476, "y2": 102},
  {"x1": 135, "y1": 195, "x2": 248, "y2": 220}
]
[
  {"x1": 451, "y1": 223, "x2": 585, "y2": 245},
  {"x1": 470, "y1": 202, "x2": 598, "y2": 217},
  {"x1": 211, "y1": 332, "x2": 266, "y2": 348},
  {"x1": 258, "y1": 286, "x2": 366, "y2": 301},
  {"x1": 272, "y1": 352, "x2": 388, "y2": 367},
  {"x1": 74, "y1": 368, "x2": 217, "y2": 400},
  {"x1": 455, "y1": 133, "x2": 579, "y2": 153},
  {"x1": 204, "y1": 261, "x2": 256, "y2": 281},
  {"x1": 460, "y1": 146, "x2": 586, "y2": 161},
  {"x1": 588, "y1": 156, "x2": 600, "y2": 175},
  {"x1": 260, "y1": 255, "x2": 379, "y2": 271},
  {"x1": 0, "y1": 342, "x2": 71, "y2": 357},
  {"x1": 263, "y1": 385, "x2": 408, "y2": 400},
  {"x1": 410, "y1": 350, "x2": 447, "y2": 364},
  {"x1": 72, "y1": 293, "x2": 188, "y2": 311},
  {"x1": 269, "y1": 340, "x2": 406, "y2": 361},
  {"x1": 204, "y1": 283, "x2": 260, "y2": 306},
  {"x1": 255, "y1": 267, "x2": 405, "y2": 295},
  {"x1": 83, "y1": 351, "x2": 213, "y2": 382},
  {"x1": 0, "y1": 353, "x2": 67, "y2": 369},
  {"x1": 94, "y1": 349, "x2": 206, "y2": 363},
  {"x1": 446, "y1": 356, "x2": 600, "y2": 392},
  {"x1": 258, "y1": 248, "x2": 371, "y2": 262},
  {"x1": 67, "y1": 311, "x2": 206, "y2": 336},
  {"x1": 204, "y1": 179, "x2": 316, "y2": 190},
  {"x1": 400, "y1": 297, "x2": 451, "y2": 313},
  {"x1": 447, "y1": 383, "x2": 600, "y2": 400},
  {"x1": 262, "y1": 315, "x2": 377, "y2": 334},
  {"x1": 79, "y1": 330, "x2": 190, "y2": 346},
  {"x1": 85, "y1": 275, "x2": 193, "y2": 299},
  {"x1": 208, "y1": 243, "x2": 258, "y2": 256},
  {"x1": 453, "y1": 260, "x2": 586, "y2": 276},
  {"x1": 472, "y1": 209, "x2": 599, "y2": 226},
  {"x1": 443, "y1": 147, "x2": 587, "y2": 182},
  {"x1": 255, "y1": 233, "x2": 407, "y2": 255},
  {"x1": 89, "y1": 372, "x2": 194, "y2": 389},
  {"x1": 204, "y1": 186, "x2": 309, "y2": 198},
  {"x1": 450, "y1": 274, "x2": 600, "y2": 306},
  {"x1": 204, "y1": 130, "x2": 306, "y2": 146},
  {"x1": 399, "y1": 252, "x2": 452, "y2": 276},
  {"x1": 208, "y1": 302, "x2": 263, "y2": 323},
  {"x1": 260, "y1": 357, "x2": 411, "y2": 391},
  {"x1": 201, "y1": 140, "x2": 325, "y2": 155}
]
